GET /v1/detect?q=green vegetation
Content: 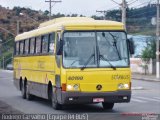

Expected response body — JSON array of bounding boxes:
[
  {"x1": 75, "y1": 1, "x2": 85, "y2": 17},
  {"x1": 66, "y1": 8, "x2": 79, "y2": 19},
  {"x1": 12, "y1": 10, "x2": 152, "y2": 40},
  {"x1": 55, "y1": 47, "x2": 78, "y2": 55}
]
[
  {"x1": 92, "y1": 4, "x2": 157, "y2": 35},
  {"x1": 141, "y1": 39, "x2": 156, "y2": 59},
  {"x1": 0, "y1": 50, "x2": 13, "y2": 69},
  {"x1": 141, "y1": 39, "x2": 156, "y2": 74}
]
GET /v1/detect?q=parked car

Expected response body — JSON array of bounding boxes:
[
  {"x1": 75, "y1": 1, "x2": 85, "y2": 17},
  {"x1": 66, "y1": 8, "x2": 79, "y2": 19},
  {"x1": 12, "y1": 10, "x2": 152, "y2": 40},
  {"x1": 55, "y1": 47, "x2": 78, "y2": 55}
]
[{"x1": 6, "y1": 64, "x2": 13, "y2": 70}]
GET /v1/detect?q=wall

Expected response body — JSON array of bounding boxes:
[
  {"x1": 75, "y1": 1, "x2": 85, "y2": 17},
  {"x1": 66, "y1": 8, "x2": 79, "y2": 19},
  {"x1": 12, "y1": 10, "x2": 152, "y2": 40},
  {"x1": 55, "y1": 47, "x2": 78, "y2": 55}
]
[{"x1": 130, "y1": 58, "x2": 156, "y2": 74}]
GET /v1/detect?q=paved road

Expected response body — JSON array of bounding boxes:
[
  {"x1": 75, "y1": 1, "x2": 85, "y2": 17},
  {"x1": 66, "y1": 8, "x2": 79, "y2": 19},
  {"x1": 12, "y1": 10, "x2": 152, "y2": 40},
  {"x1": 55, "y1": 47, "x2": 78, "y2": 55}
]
[{"x1": 0, "y1": 70, "x2": 160, "y2": 120}]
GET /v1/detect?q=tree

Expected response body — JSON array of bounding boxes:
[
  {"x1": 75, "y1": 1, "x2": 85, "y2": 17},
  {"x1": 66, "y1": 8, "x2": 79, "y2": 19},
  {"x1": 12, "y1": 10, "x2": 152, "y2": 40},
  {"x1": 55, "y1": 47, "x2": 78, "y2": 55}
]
[
  {"x1": 44, "y1": 10, "x2": 49, "y2": 16},
  {"x1": 141, "y1": 39, "x2": 156, "y2": 74}
]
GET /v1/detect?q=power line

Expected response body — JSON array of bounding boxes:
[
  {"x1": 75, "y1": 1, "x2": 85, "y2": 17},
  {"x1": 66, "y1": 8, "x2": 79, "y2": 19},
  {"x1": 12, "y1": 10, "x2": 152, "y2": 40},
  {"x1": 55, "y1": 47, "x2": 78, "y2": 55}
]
[
  {"x1": 45, "y1": 0, "x2": 62, "y2": 20},
  {"x1": 127, "y1": 0, "x2": 157, "y2": 18},
  {"x1": 128, "y1": 0, "x2": 138, "y2": 5},
  {"x1": 127, "y1": 0, "x2": 136, "y2": 3},
  {"x1": 128, "y1": 9, "x2": 156, "y2": 17},
  {"x1": 109, "y1": 0, "x2": 128, "y2": 30},
  {"x1": 1, "y1": 38, "x2": 14, "y2": 45},
  {"x1": 0, "y1": 26, "x2": 15, "y2": 36},
  {"x1": 131, "y1": 1, "x2": 154, "y2": 8},
  {"x1": 110, "y1": 0, "x2": 121, "y2": 5}
]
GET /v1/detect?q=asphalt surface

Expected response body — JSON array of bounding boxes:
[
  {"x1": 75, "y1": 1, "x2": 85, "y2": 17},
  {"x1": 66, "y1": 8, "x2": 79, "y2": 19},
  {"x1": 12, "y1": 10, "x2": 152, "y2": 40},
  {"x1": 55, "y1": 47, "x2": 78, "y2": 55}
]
[{"x1": 0, "y1": 70, "x2": 160, "y2": 120}]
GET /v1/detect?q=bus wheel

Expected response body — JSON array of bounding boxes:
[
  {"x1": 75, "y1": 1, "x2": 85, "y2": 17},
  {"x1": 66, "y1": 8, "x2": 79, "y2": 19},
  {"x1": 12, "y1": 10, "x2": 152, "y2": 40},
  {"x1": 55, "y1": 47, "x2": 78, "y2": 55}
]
[
  {"x1": 51, "y1": 91, "x2": 62, "y2": 110},
  {"x1": 26, "y1": 82, "x2": 34, "y2": 100},
  {"x1": 21, "y1": 81, "x2": 26, "y2": 99},
  {"x1": 102, "y1": 103, "x2": 114, "y2": 110}
]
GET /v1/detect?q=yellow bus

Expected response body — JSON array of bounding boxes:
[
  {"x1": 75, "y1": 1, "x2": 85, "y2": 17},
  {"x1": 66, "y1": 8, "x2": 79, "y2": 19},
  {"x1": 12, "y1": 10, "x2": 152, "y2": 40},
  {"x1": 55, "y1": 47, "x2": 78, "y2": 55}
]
[{"x1": 14, "y1": 17, "x2": 134, "y2": 110}]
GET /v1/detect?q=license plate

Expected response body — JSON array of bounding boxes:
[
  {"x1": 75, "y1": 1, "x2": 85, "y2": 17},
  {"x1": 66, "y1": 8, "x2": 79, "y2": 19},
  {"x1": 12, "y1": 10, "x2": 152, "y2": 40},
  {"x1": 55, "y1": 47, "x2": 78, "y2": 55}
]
[{"x1": 93, "y1": 98, "x2": 104, "y2": 102}]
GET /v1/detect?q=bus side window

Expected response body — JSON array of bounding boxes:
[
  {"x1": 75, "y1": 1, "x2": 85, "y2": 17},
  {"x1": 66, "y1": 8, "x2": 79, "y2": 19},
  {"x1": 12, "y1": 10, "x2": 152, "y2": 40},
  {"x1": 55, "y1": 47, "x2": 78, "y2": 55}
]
[
  {"x1": 42, "y1": 35, "x2": 49, "y2": 54},
  {"x1": 30, "y1": 38, "x2": 35, "y2": 54},
  {"x1": 49, "y1": 33, "x2": 55, "y2": 53},
  {"x1": 20, "y1": 40, "x2": 24, "y2": 55},
  {"x1": 24, "y1": 39, "x2": 29, "y2": 55},
  {"x1": 36, "y1": 36, "x2": 42, "y2": 54},
  {"x1": 16, "y1": 42, "x2": 19, "y2": 55}
]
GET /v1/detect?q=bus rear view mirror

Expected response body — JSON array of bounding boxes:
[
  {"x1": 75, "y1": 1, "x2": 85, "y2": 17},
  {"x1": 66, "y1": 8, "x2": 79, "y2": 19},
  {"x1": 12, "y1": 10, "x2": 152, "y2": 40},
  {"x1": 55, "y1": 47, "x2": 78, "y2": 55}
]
[{"x1": 127, "y1": 38, "x2": 135, "y2": 55}]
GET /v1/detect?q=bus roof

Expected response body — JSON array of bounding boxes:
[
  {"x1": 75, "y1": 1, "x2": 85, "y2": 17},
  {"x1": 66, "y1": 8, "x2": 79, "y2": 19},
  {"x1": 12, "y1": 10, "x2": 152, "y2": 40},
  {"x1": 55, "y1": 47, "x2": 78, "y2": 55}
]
[{"x1": 15, "y1": 17, "x2": 124, "y2": 41}]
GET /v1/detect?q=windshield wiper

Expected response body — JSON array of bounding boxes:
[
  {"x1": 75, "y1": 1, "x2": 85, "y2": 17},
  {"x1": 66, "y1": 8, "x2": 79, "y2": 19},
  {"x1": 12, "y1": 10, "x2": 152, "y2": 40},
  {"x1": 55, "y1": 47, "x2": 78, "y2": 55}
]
[
  {"x1": 102, "y1": 32, "x2": 121, "y2": 60},
  {"x1": 81, "y1": 53, "x2": 95, "y2": 70},
  {"x1": 99, "y1": 54, "x2": 116, "y2": 70},
  {"x1": 108, "y1": 32, "x2": 121, "y2": 60}
]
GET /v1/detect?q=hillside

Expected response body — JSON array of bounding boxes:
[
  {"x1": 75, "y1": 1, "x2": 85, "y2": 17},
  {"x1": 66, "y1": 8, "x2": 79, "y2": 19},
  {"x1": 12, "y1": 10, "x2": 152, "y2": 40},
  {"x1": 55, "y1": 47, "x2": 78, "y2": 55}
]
[
  {"x1": 93, "y1": 4, "x2": 157, "y2": 35},
  {"x1": 0, "y1": 6, "x2": 49, "y2": 68},
  {"x1": 0, "y1": 6, "x2": 49, "y2": 37},
  {"x1": 0, "y1": 4, "x2": 157, "y2": 40},
  {"x1": 0, "y1": 4, "x2": 158, "y2": 68}
]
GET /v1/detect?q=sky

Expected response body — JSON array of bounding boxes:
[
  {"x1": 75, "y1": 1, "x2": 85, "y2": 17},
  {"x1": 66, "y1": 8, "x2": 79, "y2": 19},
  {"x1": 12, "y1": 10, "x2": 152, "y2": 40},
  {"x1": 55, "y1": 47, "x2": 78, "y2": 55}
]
[{"x1": 0, "y1": 0, "x2": 153, "y2": 16}]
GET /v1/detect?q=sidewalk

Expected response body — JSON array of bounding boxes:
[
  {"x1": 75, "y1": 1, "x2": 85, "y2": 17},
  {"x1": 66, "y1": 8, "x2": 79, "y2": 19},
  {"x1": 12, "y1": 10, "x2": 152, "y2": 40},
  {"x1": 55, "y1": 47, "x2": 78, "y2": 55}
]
[{"x1": 132, "y1": 73, "x2": 160, "y2": 82}]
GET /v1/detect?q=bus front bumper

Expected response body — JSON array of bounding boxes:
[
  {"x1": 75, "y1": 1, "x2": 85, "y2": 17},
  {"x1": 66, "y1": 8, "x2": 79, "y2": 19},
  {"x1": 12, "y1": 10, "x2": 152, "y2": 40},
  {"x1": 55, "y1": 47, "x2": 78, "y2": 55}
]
[{"x1": 60, "y1": 90, "x2": 131, "y2": 104}]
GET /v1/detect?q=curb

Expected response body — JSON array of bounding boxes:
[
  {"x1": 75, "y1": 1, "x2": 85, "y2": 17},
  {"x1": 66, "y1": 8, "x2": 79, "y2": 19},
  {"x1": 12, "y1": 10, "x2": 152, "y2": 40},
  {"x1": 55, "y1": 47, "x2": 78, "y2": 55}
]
[
  {"x1": 0, "y1": 70, "x2": 13, "y2": 73},
  {"x1": 131, "y1": 86, "x2": 144, "y2": 90},
  {"x1": 132, "y1": 77, "x2": 160, "y2": 82}
]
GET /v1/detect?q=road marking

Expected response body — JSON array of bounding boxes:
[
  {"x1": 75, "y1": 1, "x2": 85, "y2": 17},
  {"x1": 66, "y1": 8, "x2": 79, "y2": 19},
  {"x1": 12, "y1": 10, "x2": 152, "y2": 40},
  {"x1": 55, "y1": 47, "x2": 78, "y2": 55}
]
[
  {"x1": 131, "y1": 98, "x2": 147, "y2": 103},
  {"x1": 2, "y1": 70, "x2": 13, "y2": 73},
  {"x1": 135, "y1": 96, "x2": 160, "y2": 102},
  {"x1": 153, "y1": 97, "x2": 160, "y2": 100},
  {"x1": 131, "y1": 86, "x2": 144, "y2": 90}
]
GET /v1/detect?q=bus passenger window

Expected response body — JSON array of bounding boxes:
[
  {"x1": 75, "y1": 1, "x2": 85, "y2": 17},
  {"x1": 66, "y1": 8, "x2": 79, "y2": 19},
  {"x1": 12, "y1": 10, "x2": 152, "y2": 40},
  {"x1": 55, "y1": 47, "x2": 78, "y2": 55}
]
[
  {"x1": 36, "y1": 36, "x2": 41, "y2": 54},
  {"x1": 30, "y1": 38, "x2": 35, "y2": 54},
  {"x1": 16, "y1": 42, "x2": 19, "y2": 55},
  {"x1": 20, "y1": 41, "x2": 24, "y2": 55},
  {"x1": 49, "y1": 33, "x2": 55, "y2": 53},
  {"x1": 42, "y1": 35, "x2": 48, "y2": 53},
  {"x1": 24, "y1": 39, "x2": 29, "y2": 55}
]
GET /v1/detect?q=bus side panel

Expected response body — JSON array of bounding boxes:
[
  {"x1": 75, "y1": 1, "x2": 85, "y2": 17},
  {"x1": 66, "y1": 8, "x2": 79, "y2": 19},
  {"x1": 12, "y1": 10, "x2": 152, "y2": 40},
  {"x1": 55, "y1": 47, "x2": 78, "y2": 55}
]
[{"x1": 13, "y1": 55, "x2": 56, "y2": 99}]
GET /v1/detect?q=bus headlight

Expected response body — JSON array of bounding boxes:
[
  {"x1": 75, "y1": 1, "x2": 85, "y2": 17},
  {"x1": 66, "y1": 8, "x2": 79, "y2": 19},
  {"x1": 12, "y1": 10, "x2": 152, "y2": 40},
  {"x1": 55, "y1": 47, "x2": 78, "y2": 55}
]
[
  {"x1": 67, "y1": 84, "x2": 80, "y2": 91},
  {"x1": 118, "y1": 83, "x2": 124, "y2": 89},
  {"x1": 124, "y1": 84, "x2": 129, "y2": 89},
  {"x1": 118, "y1": 83, "x2": 129, "y2": 89},
  {"x1": 67, "y1": 85, "x2": 73, "y2": 90},
  {"x1": 73, "y1": 84, "x2": 79, "y2": 90}
]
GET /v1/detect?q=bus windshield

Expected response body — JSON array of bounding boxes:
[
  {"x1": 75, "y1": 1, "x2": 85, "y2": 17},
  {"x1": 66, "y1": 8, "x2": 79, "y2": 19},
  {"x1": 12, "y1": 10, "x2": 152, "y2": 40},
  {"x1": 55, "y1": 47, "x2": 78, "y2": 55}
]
[{"x1": 63, "y1": 31, "x2": 129, "y2": 68}]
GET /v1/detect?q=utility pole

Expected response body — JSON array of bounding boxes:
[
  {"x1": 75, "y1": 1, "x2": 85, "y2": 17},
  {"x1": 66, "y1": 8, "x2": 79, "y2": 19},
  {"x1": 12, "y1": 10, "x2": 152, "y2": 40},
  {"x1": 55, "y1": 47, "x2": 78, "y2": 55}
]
[
  {"x1": 96, "y1": 10, "x2": 108, "y2": 20},
  {"x1": 17, "y1": 20, "x2": 20, "y2": 35},
  {"x1": 3, "y1": 56, "x2": 4, "y2": 69},
  {"x1": 45, "y1": 0, "x2": 62, "y2": 20},
  {"x1": 156, "y1": 0, "x2": 160, "y2": 78},
  {"x1": 122, "y1": 0, "x2": 127, "y2": 31},
  {"x1": 110, "y1": 0, "x2": 127, "y2": 30}
]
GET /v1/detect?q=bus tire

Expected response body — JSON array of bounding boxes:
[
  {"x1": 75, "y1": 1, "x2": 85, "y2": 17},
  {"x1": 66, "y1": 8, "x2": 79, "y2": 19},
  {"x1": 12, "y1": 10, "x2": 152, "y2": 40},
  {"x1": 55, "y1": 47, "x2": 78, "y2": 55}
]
[
  {"x1": 102, "y1": 102, "x2": 114, "y2": 110},
  {"x1": 21, "y1": 81, "x2": 26, "y2": 99},
  {"x1": 26, "y1": 82, "x2": 34, "y2": 100},
  {"x1": 51, "y1": 90, "x2": 62, "y2": 110}
]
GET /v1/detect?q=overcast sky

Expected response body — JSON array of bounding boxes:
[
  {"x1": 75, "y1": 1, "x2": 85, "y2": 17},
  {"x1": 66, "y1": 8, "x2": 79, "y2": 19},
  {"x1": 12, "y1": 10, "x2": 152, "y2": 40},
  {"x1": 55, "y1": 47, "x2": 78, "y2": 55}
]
[{"x1": 0, "y1": 0, "x2": 152, "y2": 16}]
